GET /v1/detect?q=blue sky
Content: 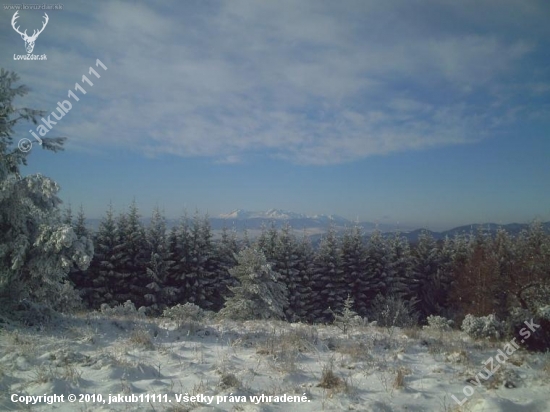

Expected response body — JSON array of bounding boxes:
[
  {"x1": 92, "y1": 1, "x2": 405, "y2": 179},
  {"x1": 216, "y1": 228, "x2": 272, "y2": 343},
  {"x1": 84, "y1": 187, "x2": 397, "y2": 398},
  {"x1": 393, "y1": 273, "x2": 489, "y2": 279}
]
[{"x1": 2, "y1": 0, "x2": 549, "y2": 230}]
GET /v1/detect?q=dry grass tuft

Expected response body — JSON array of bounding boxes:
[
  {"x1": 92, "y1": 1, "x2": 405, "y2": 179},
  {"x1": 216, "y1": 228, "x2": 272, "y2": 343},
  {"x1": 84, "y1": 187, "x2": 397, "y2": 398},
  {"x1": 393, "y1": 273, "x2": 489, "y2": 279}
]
[
  {"x1": 403, "y1": 327, "x2": 422, "y2": 340},
  {"x1": 219, "y1": 372, "x2": 241, "y2": 389},
  {"x1": 393, "y1": 366, "x2": 411, "y2": 389},
  {"x1": 446, "y1": 349, "x2": 470, "y2": 364},
  {"x1": 255, "y1": 326, "x2": 317, "y2": 372},
  {"x1": 317, "y1": 359, "x2": 342, "y2": 389},
  {"x1": 128, "y1": 327, "x2": 154, "y2": 349},
  {"x1": 30, "y1": 363, "x2": 82, "y2": 385},
  {"x1": 542, "y1": 353, "x2": 550, "y2": 376},
  {"x1": 335, "y1": 340, "x2": 372, "y2": 362},
  {"x1": 508, "y1": 355, "x2": 524, "y2": 367}
]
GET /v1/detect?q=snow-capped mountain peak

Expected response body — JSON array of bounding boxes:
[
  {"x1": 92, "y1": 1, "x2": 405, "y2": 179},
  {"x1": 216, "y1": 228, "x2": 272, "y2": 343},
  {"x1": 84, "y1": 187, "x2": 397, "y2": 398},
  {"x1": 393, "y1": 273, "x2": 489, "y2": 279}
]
[
  {"x1": 219, "y1": 209, "x2": 307, "y2": 220},
  {"x1": 218, "y1": 209, "x2": 350, "y2": 222},
  {"x1": 263, "y1": 209, "x2": 307, "y2": 219},
  {"x1": 218, "y1": 209, "x2": 253, "y2": 219}
]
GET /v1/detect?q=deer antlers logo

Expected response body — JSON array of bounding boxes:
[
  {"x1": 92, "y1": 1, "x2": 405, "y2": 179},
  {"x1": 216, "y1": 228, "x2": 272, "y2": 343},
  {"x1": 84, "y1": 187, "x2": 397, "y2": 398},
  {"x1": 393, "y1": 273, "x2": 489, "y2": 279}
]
[{"x1": 11, "y1": 11, "x2": 49, "y2": 54}]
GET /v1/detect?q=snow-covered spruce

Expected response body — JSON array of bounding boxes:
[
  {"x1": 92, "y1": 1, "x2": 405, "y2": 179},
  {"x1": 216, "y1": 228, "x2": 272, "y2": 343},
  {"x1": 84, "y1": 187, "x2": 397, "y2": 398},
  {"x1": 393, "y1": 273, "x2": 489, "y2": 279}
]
[
  {"x1": 0, "y1": 69, "x2": 94, "y2": 311},
  {"x1": 219, "y1": 247, "x2": 288, "y2": 320}
]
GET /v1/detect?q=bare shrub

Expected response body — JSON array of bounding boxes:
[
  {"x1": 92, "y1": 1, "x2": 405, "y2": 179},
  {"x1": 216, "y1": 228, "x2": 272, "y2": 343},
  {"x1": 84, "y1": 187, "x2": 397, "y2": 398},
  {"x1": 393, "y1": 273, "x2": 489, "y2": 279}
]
[
  {"x1": 100, "y1": 300, "x2": 144, "y2": 319},
  {"x1": 162, "y1": 303, "x2": 205, "y2": 332},
  {"x1": 369, "y1": 294, "x2": 419, "y2": 329},
  {"x1": 424, "y1": 315, "x2": 454, "y2": 331},
  {"x1": 461, "y1": 314, "x2": 505, "y2": 340}
]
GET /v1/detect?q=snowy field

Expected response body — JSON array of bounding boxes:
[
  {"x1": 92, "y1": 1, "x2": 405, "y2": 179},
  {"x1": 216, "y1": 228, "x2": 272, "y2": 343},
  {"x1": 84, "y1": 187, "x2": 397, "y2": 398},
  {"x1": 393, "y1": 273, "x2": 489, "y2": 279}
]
[{"x1": 1, "y1": 311, "x2": 550, "y2": 412}]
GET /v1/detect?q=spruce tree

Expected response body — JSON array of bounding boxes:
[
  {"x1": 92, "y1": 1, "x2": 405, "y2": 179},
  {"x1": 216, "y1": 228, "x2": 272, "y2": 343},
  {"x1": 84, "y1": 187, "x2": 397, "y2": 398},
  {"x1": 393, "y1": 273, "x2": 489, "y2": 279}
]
[
  {"x1": 62, "y1": 203, "x2": 73, "y2": 225},
  {"x1": 516, "y1": 222, "x2": 550, "y2": 309},
  {"x1": 256, "y1": 221, "x2": 278, "y2": 262},
  {"x1": 212, "y1": 225, "x2": 239, "y2": 310},
  {"x1": 144, "y1": 207, "x2": 173, "y2": 312},
  {"x1": 332, "y1": 295, "x2": 359, "y2": 333},
  {"x1": 292, "y1": 232, "x2": 316, "y2": 322},
  {"x1": 164, "y1": 225, "x2": 182, "y2": 306},
  {"x1": 68, "y1": 205, "x2": 91, "y2": 297},
  {"x1": 165, "y1": 213, "x2": 192, "y2": 305},
  {"x1": 217, "y1": 226, "x2": 238, "y2": 272},
  {"x1": 173, "y1": 211, "x2": 218, "y2": 310},
  {"x1": 448, "y1": 232, "x2": 474, "y2": 316},
  {"x1": 363, "y1": 230, "x2": 390, "y2": 313},
  {"x1": 309, "y1": 225, "x2": 344, "y2": 322},
  {"x1": 272, "y1": 223, "x2": 300, "y2": 320},
  {"x1": 87, "y1": 204, "x2": 123, "y2": 308},
  {"x1": 386, "y1": 232, "x2": 415, "y2": 299},
  {"x1": 0, "y1": 69, "x2": 93, "y2": 310},
  {"x1": 241, "y1": 227, "x2": 251, "y2": 249},
  {"x1": 74, "y1": 204, "x2": 89, "y2": 239},
  {"x1": 435, "y1": 235, "x2": 457, "y2": 318},
  {"x1": 117, "y1": 201, "x2": 148, "y2": 307},
  {"x1": 219, "y1": 248, "x2": 288, "y2": 320},
  {"x1": 341, "y1": 225, "x2": 367, "y2": 316},
  {"x1": 412, "y1": 231, "x2": 446, "y2": 319}
]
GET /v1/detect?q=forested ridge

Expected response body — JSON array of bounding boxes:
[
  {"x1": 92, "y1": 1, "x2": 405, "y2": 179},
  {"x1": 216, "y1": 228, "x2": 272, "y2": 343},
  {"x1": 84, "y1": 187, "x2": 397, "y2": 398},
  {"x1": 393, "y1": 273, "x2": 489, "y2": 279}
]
[{"x1": 68, "y1": 201, "x2": 550, "y2": 328}]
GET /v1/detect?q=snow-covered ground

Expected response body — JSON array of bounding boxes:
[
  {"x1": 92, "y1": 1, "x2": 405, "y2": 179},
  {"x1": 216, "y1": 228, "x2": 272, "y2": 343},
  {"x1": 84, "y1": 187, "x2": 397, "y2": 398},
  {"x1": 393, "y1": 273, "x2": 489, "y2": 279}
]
[{"x1": 1, "y1": 312, "x2": 549, "y2": 411}]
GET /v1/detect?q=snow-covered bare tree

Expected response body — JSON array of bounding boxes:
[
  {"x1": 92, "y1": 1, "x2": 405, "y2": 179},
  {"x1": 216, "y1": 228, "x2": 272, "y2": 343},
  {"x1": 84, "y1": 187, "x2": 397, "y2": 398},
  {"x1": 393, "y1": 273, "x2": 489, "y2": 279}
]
[
  {"x1": 451, "y1": 223, "x2": 550, "y2": 320},
  {"x1": 0, "y1": 69, "x2": 93, "y2": 311},
  {"x1": 219, "y1": 247, "x2": 288, "y2": 320}
]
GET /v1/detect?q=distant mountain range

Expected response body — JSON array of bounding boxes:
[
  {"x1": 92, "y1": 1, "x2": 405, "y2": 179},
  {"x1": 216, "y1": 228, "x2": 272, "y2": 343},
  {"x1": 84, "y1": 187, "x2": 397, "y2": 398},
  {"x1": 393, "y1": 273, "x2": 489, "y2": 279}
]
[
  {"x1": 212, "y1": 208, "x2": 370, "y2": 231},
  {"x1": 401, "y1": 221, "x2": 550, "y2": 242},
  {"x1": 85, "y1": 208, "x2": 550, "y2": 243}
]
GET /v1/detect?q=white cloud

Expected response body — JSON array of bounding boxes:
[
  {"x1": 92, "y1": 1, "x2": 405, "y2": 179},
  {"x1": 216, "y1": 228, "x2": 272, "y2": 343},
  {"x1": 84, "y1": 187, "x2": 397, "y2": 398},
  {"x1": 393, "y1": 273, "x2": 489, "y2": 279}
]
[{"x1": 3, "y1": 0, "x2": 546, "y2": 165}]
